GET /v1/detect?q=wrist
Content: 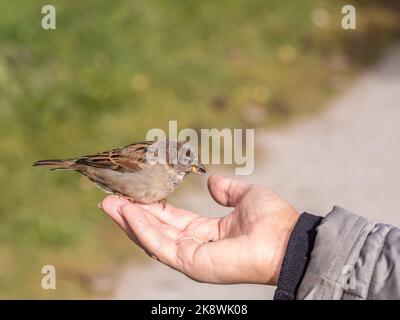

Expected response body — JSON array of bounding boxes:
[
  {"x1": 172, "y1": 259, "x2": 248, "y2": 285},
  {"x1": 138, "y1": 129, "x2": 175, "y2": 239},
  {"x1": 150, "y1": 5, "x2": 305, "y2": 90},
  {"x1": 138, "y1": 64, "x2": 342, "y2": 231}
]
[
  {"x1": 274, "y1": 212, "x2": 323, "y2": 299},
  {"x1": 270, "y1": 209, "x2": 300, "y2": 285}
]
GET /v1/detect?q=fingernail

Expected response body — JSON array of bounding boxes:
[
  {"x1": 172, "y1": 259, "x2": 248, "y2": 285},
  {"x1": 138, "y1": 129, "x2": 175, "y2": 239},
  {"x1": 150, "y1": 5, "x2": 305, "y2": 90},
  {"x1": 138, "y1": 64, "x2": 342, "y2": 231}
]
[{"x1": 98, "y1": 202, "x2": 102, "y2": 209}]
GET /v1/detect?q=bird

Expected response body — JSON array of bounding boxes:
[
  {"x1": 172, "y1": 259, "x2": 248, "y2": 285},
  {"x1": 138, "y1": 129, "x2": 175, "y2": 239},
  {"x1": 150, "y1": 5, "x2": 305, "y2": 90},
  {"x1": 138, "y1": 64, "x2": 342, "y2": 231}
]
[{"x1": 33, "y1": 140, "x2": 206, "y2": 206}]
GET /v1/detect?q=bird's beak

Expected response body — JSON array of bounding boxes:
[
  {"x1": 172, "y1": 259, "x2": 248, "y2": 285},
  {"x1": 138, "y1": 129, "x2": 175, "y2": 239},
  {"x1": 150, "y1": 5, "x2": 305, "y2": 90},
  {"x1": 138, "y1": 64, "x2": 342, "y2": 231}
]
[{"x1": 191, "y1": 163, "x2": 206, "y2": 174}]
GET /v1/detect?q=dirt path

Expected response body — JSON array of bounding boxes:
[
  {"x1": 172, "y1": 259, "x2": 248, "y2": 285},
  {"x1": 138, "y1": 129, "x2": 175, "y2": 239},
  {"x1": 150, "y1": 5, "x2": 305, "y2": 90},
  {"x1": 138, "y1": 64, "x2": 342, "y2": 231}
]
[{"x1": 112, "y1": 45, "x2": 400, "y2": 299}]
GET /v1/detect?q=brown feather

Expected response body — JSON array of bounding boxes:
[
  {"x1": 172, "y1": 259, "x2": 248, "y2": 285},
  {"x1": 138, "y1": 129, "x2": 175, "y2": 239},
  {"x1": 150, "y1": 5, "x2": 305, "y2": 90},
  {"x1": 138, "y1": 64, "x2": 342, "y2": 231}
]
[{"x1": 75, "y1": 141, "x2": 152, "y2": 172}]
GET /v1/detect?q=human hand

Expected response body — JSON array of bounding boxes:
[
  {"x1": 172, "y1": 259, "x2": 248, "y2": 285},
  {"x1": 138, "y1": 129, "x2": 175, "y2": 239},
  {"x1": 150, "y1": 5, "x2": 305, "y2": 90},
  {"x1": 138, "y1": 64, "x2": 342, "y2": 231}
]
[{"x1": 100, "y1": 174, "x2": 299, "y2": 285}]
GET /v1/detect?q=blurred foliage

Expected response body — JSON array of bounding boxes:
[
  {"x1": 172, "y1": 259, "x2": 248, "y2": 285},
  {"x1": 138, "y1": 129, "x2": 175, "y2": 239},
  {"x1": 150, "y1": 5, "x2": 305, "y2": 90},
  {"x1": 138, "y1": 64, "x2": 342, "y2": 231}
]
[{"x1": 0, "y1": 0, "x2": 399, "y2": 298}]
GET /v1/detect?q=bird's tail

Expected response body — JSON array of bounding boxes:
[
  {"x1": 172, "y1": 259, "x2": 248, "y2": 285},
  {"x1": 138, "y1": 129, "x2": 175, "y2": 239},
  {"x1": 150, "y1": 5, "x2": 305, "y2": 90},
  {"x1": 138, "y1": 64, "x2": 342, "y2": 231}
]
[{"x1": 33, "y1": 159, "x2": 76, "y2": 171}]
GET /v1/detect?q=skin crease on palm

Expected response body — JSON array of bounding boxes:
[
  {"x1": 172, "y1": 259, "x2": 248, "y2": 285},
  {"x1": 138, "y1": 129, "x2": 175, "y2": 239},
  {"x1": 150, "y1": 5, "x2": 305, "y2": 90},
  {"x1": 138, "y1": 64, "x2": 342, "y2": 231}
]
[{"x1": 100, "y1": 174, "x2": 300, "y2": 286}]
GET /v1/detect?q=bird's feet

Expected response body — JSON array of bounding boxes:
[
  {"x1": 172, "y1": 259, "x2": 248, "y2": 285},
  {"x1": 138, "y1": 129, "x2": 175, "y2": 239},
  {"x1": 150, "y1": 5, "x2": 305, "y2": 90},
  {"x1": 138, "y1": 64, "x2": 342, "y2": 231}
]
[
  {"x1": 115, "y1": 193, "x2": 135, "y2": 203},
  {"x1": 159, "y1": 198, "x2": 167, "y2": 210}
]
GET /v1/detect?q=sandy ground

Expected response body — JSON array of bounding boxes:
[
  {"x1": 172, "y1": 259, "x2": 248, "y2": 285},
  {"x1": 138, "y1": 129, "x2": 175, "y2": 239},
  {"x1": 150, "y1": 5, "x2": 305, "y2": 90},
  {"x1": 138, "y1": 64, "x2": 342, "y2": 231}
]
[{"x1": 112, "y1": 45, "x2": 400, "y2": 299}]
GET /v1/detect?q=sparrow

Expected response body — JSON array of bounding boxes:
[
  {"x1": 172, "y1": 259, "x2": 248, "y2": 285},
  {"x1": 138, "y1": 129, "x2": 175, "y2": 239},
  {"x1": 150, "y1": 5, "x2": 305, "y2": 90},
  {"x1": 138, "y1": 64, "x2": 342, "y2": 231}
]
[{"x1": 33, "y1": 140, "x2": 206, "y2": 206}]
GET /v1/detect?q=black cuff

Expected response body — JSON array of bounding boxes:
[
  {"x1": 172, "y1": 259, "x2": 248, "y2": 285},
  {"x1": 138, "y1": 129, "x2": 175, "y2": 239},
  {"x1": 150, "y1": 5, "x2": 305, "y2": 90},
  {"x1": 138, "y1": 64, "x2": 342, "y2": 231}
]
[{"x1": 273, "y1": 212, "x2": 323, "y2": 300}]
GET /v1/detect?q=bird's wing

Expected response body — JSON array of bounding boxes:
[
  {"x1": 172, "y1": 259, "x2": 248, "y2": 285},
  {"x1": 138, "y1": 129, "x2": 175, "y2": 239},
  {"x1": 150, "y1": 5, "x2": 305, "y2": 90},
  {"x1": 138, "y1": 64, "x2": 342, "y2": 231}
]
[{"x1": 75, "y1": 141, "x2": 153, "y2": 173}]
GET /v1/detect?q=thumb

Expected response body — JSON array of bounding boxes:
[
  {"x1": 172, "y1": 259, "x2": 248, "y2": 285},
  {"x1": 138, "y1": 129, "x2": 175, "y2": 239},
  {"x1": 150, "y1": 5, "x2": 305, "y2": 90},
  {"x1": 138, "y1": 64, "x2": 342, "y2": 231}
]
[{"x1": 207, "y1": 174, "x2": 250, "y2": 207}]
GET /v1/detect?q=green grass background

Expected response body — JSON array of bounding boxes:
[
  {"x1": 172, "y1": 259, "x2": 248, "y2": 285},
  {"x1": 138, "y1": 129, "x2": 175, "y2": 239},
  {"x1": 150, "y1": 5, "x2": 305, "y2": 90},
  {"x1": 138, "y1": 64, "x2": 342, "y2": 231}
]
[{"x1": 0, "y1": 0, "x2": 399, "y2": 298}]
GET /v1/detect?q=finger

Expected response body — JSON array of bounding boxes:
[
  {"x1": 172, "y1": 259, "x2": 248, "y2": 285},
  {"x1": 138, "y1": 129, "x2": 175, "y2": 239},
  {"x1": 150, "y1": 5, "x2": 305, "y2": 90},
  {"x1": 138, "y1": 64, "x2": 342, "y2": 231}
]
[
  {"x1": 138, "y1": 202, "x2": 199, "y2": 230},
  {"x1": 101, "y1": 196, "x2": 181, "y2": 244},
  {"x1": 177, "y1": 237, "x2": 251, "y2": 283},
  {"x1": 101, "y1": 195, "x2": 162, "y2": 231},
  {"x1": 100, "y1": 195, "x2": 132, "y2": 231},
  {"x1": 140, "y1": 203, "x2": 224, "y2": 244},
  {"x1": 100, "y1": 195, "x2": 141, "y2": 244},
  {"x1": 120, "y1": 204, "x2": 178, "y2": 268},
  {"x1": 207, "y1": 174, "x2": 250, "y2": 207}
]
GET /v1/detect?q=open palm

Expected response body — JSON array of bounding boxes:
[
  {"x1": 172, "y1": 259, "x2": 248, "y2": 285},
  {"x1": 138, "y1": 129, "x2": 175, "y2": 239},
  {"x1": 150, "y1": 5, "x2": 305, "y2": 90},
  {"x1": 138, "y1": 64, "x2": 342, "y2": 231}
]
[{"x1": 101, "y1": 174, "x2": 299, "y2": 285}]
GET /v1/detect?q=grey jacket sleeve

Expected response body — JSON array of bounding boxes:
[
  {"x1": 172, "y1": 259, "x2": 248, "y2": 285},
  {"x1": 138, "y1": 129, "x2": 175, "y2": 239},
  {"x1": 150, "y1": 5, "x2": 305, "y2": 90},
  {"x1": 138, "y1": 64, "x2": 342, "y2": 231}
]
[{"x1": 297, "y1": 206, "x2": 400, "y2": 300}]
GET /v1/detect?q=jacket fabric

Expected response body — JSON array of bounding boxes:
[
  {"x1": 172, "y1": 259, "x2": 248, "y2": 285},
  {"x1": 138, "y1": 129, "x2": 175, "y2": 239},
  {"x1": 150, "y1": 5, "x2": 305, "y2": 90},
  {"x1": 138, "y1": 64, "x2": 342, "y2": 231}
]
[{"x1": 275, "y1": 206, "x2": 400, "y2": 300}]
